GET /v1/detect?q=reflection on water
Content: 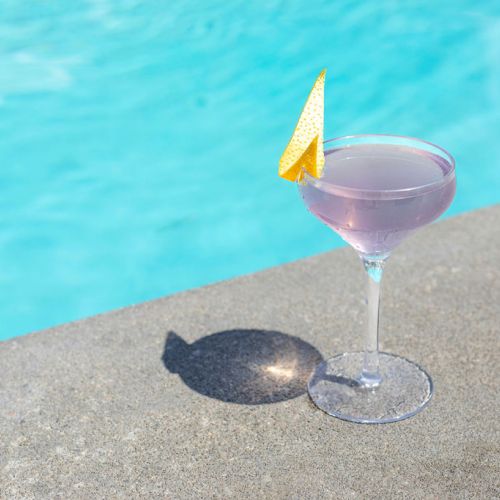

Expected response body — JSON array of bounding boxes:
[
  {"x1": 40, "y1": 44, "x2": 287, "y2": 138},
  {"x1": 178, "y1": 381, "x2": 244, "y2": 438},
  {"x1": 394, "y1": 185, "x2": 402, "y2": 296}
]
[
  {"x1": 2, "y1": 1, "x2": 499, "y2": 340},
  {"x1": 162, "y1": 329, "x2": 323, "y2": 405}
]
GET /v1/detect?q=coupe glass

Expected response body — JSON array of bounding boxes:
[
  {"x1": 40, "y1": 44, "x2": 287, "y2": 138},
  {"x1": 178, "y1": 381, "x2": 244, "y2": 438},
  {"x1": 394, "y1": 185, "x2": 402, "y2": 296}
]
[{"x1": 300, "y1": 134, "x2": 456, "y2": 423}]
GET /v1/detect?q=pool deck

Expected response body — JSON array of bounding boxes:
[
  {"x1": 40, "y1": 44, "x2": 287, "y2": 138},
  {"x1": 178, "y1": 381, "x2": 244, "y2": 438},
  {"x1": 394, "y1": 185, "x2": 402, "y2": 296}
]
[{"x1": 1, "y1": 205, "x2": 499, "y2": 498}]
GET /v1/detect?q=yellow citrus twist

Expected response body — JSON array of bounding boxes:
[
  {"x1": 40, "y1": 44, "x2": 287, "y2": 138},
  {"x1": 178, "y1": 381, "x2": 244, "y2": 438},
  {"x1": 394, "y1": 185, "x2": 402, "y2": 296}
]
[{"x1": 278, "y1": 69, "x2": 326, "y2": 182}]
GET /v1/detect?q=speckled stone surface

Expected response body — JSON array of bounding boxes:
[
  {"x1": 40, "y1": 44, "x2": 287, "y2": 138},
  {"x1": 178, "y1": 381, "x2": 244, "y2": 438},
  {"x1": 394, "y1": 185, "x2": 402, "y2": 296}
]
[{"x1": 1, "y1": 206, "x2": 499, "y2": 499}]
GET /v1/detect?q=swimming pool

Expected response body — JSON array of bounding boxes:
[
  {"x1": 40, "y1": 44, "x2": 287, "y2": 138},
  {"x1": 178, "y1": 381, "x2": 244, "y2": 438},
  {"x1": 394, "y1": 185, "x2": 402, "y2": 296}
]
[{"x1": 1, "y1": 1, "x2": 499, "y2": 340}]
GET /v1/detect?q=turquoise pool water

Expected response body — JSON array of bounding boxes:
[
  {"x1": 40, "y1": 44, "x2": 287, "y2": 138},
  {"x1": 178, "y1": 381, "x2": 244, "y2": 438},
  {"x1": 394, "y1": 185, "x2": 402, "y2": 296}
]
[{"x1": 1, "y1": 1, "x2": 500, "y2": 340}]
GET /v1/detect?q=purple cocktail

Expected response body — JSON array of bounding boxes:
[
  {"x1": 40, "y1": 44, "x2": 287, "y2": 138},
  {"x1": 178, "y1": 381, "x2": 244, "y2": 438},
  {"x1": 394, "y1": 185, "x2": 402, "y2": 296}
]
[
  {"x1": 301, "y1": 142, "x2": 455, "y2": 256},
  {"x1": 300, "y1": 135, "x2": 456, "y2": 423}
]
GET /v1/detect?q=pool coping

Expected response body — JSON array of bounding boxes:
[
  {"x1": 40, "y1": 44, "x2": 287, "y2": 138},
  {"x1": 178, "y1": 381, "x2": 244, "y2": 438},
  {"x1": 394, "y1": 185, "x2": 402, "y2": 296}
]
[{"x1": 1, "y1": 205, "x2": 499, "y2": 498}]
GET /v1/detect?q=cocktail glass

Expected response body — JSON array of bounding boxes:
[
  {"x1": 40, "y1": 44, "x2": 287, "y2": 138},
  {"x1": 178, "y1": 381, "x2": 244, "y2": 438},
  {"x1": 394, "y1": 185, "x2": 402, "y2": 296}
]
[{"x1": 300, "y1": 134, "x2": 456, "y2": 423}]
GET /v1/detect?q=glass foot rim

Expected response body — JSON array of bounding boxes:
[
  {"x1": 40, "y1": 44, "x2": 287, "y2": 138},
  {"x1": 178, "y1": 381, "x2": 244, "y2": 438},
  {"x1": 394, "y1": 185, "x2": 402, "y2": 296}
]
[{"x1": 308, "y1": 351, "x2": 433, "y2": 424}]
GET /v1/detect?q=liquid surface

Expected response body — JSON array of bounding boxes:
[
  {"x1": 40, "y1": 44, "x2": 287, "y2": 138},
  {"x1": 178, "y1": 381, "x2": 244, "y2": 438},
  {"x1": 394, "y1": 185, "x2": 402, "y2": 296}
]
[
  {"x1": 322, "y1": 144, "x2": 450, "y2": 192},
  {"x1": 300, "y1": 144, "x2": 456, "y2": 255},
  {"x1": 1, "y1": 1, "x2": 499, "y2": 339}
]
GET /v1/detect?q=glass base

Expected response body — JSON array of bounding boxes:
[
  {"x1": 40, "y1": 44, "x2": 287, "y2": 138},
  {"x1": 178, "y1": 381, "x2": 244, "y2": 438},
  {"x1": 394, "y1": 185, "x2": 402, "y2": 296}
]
[{"x1": 308, "y1": 352, "x2": 433, "y2": 424}]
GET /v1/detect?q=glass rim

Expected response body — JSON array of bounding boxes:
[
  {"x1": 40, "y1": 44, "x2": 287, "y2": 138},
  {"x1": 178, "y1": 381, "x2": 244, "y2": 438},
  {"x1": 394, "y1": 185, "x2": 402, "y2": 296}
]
[{"x1": 301, "y1": 134, "x2": 456, "y2": 198}]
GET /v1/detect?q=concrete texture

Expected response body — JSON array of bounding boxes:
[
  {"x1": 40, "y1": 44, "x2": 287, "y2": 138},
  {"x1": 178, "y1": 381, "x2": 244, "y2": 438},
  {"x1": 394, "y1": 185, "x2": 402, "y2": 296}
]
[{"x1": 1, "y1": 205, "x2": 499, "y2": 499}]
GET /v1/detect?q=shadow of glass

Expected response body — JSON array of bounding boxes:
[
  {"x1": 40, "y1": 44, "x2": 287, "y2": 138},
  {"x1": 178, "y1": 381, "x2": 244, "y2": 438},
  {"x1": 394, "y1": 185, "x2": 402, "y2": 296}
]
[
  {"x1": 162, "y1": 329, "x2": 323, "y2": 405},
  {"x1": 322, "y1": 374, "x2": 360, "y2": 388}
]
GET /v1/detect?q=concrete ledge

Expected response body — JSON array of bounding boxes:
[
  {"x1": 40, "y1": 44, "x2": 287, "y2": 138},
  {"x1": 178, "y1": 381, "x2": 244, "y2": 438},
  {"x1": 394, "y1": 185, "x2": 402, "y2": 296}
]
[{"x1": 1, "y1": 206, "x2": 499, "y2": 498}]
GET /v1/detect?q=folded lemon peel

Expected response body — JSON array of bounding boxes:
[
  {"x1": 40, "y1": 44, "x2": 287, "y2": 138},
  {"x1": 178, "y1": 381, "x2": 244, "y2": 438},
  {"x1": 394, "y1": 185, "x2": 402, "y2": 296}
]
[{"x1": 278, "y1": 69, "x2": 326, "y2": 182}]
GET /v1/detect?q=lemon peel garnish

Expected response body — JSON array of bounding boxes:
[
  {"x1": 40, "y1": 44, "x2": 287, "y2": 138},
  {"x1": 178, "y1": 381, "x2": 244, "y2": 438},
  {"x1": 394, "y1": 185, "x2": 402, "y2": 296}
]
[{"x1": 278, "y1": 69, "x2": 326, "y2": 182}]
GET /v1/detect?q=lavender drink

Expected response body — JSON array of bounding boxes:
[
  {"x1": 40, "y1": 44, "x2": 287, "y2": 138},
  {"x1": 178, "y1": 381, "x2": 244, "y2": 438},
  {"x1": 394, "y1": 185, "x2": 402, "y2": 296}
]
[
  {"x1": 298, "y1": 135, "x2": 456, "y2": 423},
  {"x1": 299, "y1": 143, "x2": 456, "y2": 256},
  {"x1": 277, "y1": 65, "x2": 457, "y2": 423}
]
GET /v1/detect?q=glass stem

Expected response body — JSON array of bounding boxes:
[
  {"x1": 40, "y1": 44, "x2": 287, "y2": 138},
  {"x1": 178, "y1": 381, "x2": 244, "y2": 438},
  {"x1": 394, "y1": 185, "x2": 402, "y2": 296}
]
[{"x1": 359, "y1": 256, "x2": 386, "y2": 388}]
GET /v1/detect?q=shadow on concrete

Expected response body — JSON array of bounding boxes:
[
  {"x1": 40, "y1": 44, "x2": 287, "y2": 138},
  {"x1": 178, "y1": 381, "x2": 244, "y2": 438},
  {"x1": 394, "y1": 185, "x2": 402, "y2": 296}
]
[
  {"x1": 162, "y1": 329, "x2": 323, "y2": 405},
  {"x1": 323, "y1": 374, "x2": 360, "y2": 388}
]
